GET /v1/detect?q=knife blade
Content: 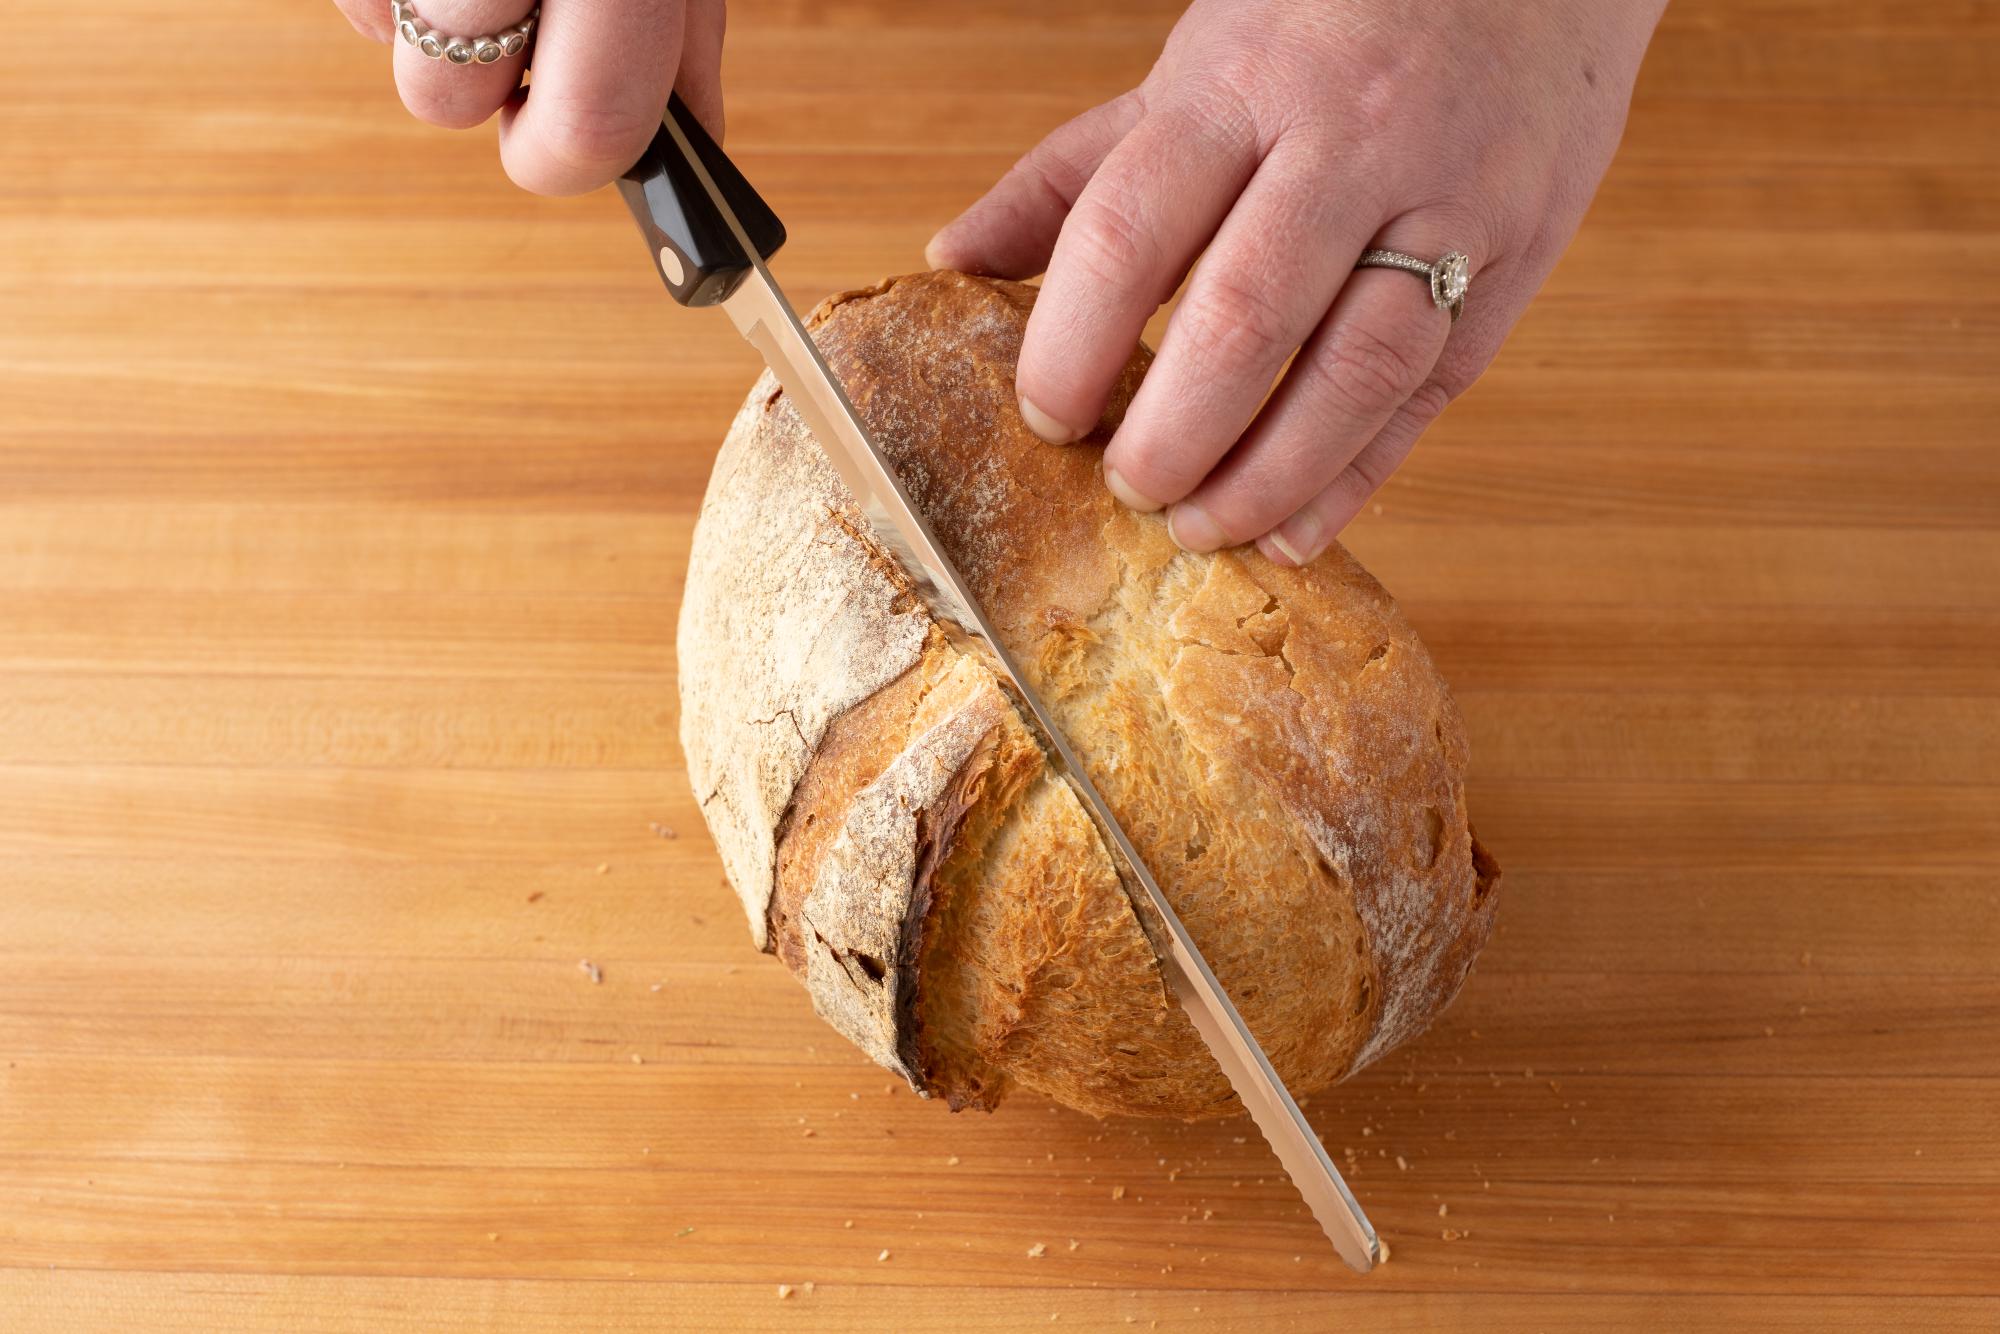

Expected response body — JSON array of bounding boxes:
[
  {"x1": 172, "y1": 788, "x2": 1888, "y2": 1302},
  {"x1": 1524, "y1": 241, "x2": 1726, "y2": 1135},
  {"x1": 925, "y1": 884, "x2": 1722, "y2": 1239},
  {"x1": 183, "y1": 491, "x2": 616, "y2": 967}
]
[{"x1": 620, "y1": 94, "x2": 1380, "y2": 1274}]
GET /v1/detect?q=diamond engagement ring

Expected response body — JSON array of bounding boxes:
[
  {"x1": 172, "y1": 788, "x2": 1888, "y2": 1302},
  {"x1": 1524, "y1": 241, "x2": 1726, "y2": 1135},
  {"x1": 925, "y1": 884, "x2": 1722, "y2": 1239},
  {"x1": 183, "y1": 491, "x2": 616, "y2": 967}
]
[
  {"x1": 392, "y1": 0, "x2": 537, "y2": 65},
  {"x1": 1355, "y1": 249, "x2": 1472, "y2": 322}
]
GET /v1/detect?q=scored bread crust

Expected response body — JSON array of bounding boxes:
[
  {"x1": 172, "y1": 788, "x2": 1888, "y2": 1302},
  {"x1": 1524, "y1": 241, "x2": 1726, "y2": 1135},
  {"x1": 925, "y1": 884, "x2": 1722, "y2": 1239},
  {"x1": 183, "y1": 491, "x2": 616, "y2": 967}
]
[{"x1": 679, "y1": 271, "x2": 1499, "y2": 1119}]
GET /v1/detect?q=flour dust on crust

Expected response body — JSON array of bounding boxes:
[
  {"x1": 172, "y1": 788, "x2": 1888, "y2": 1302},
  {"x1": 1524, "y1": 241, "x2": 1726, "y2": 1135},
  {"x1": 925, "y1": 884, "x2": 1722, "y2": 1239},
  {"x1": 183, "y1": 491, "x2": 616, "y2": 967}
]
[{"x1": 677, "y1": 270, "x2": 1499, "y2": 1117}]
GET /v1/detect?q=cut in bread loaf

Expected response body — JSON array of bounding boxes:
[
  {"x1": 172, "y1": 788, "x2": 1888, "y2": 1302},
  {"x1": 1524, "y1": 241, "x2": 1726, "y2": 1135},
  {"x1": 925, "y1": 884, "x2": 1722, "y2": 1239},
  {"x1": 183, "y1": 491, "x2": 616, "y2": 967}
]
[{"x1": 679, "y1": 270, "x2": 1498, "y2": 1119}]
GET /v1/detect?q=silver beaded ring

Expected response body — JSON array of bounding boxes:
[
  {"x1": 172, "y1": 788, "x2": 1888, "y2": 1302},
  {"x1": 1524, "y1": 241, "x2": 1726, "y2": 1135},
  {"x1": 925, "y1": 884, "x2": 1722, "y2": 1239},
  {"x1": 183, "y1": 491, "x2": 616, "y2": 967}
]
[{"x1": 393, "y1": 1, "x2": 537, "y2": 66}]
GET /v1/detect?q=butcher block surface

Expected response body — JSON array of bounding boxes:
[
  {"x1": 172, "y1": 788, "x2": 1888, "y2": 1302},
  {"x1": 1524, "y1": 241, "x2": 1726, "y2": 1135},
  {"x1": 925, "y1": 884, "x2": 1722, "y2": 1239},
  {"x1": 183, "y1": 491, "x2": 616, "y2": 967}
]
[{"x1": 3, "y1": 0, "x2": 1997, "y2": 1328}]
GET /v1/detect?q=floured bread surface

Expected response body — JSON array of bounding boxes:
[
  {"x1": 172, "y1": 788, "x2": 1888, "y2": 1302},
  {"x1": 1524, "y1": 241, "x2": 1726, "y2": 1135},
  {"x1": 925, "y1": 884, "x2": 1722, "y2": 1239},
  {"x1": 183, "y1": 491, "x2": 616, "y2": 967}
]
[{"x1": 678, "y1": 270, "x2": 1499, "y2": 1119}]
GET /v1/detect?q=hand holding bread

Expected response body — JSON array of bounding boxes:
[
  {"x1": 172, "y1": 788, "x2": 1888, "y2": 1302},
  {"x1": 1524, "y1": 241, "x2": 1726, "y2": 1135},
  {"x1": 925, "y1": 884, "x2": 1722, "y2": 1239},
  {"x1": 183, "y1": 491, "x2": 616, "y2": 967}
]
[
  {"x1": 927, "y1": 0, "x2": 1666, "y2": 565},
  {"x1": 680, "y1": 272, "x2": 1499, "y2": 1117}
]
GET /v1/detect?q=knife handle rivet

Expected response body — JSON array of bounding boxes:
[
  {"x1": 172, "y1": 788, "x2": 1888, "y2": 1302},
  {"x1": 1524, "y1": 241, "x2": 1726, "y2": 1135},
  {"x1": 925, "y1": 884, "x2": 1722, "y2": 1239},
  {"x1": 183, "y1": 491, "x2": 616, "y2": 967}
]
[{"x1": 658, "y1": 246, "x2": 686, "y2": 286}]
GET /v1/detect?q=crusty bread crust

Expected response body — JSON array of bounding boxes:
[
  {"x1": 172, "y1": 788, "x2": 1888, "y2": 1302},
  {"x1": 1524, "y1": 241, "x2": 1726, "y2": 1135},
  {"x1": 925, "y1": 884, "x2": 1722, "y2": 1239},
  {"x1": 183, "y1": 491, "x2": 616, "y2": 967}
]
[{"x1": 679, "y1": 271, "x2": 1498, "y2": 1118}]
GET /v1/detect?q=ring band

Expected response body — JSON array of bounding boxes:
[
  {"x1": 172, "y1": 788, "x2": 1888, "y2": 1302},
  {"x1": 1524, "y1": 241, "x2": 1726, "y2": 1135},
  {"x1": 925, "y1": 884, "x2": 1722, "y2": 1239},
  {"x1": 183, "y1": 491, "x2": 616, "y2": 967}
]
[
  {"x1": 393, "y1": 1, "x2": 537, "y2": 65},
  {"x1": 1356, "y1": 249, "x2": 1471, "y2": 323}
]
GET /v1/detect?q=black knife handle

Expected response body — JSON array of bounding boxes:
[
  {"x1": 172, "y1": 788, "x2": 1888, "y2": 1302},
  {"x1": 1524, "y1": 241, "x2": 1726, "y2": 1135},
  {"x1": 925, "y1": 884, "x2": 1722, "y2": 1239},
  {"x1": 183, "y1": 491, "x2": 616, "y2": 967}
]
[{"x1": 616, "y1": 93, "x2": 787, "y2": 308}]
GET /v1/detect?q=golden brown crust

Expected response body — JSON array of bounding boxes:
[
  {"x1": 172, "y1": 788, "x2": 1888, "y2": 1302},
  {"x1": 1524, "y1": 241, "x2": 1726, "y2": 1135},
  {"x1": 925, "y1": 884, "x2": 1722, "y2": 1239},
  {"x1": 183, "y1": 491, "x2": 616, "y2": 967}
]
[{"x1": 681, "y1": 270, "x2": 1499, "y2": 1118}]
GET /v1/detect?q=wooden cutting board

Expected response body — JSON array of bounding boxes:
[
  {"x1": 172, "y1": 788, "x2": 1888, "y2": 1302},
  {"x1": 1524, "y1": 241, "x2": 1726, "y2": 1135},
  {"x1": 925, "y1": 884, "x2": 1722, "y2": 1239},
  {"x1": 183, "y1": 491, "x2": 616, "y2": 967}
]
[{"x1": 3, "y1": 0, "x2": 1997, "y2": 1328}]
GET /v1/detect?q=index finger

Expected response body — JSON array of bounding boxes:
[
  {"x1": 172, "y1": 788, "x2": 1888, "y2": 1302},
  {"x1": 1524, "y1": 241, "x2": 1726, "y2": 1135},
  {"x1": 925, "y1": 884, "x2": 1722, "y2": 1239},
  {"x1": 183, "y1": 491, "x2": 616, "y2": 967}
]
[{"x1": 1013, "y1": 104, "x2": 1256, "y2": 450}]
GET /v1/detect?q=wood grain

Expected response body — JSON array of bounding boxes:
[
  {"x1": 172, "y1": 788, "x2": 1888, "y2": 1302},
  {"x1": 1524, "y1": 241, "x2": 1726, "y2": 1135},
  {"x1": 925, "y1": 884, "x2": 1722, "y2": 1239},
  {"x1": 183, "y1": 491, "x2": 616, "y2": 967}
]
[{"x1": 3, "y1": 0, "x2": 1998, "y2": 1328}]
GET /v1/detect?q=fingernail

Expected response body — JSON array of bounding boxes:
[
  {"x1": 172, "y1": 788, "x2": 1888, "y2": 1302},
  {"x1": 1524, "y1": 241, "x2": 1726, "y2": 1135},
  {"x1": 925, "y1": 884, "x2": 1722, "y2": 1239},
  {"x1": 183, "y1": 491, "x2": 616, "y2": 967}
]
[
  {"x1": 1102, "y1": 465, "x2": 1163, "y2": 514},
  {"x1": 1018, "y1": 393, "x2": 1083, "y2": 445},
  {"x1": 1268, "y1": 513, "x2": 1323, "y2": 567},
  {"x1": 1167, "y1": 500, "x2": 1227, "y2": 554}
]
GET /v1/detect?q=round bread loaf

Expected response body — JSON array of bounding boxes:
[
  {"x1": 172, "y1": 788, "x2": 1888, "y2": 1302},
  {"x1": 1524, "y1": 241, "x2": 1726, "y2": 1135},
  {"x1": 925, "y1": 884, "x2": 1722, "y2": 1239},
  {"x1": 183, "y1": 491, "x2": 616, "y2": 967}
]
[{"x1": 679, "y1": 270, "x2": 1498, "y2": 1119}]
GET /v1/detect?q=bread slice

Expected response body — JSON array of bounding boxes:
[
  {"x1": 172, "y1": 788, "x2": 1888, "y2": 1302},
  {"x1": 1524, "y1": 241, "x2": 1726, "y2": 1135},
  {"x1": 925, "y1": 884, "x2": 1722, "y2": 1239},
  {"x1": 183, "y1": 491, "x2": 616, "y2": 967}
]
[{"x1": 679, "y1": 270, "x2": 1498, "y2": 1118}]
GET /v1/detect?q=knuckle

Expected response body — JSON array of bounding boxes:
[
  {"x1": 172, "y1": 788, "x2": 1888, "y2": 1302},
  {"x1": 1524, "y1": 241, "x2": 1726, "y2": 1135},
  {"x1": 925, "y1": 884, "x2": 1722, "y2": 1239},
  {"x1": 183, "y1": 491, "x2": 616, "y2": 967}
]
[
  {"x1": 1343, "y1": 448, "x2": 1396, "y2": 501},
  {"x1": 1175, "y1": 275, "x2": 1299, "y2": 379},
  {"x1": 1346, "y1": 428, "x2": 1419, "y2": 498},
  {"x1": 535, "y1": 98, "x2": 657, "y2": 179},
  {"x1": 1035, "y1": 92, "x2": 1144, "y2": 199},
  {"x1": 1172, "y1": 78, "x2": 1264, "y2": 154},
  {"x1": 1311, "y1": 322, "x2": 1432, "y2": 423},
  {"x1": 1345, "y1": 73, "x2": 1402, "y2": 144},
  {"x1": 1023, "y1": 138, "x2": 1091, "y2": 205},
  {"x1": 1433, "y1": 336, "x2": 1501, "y2": 399},
  {"x1": 1062, "y1": 192, "x2": 1159, "y2": 293},
  {"x1": 1402, "y1": 379, "x2": 1455, "y2": 426}
]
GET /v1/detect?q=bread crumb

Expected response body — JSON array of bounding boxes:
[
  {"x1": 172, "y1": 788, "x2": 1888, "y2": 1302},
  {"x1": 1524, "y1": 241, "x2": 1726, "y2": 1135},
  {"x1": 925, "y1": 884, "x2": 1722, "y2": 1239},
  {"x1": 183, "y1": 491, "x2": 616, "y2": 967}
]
[
  {"x1": 595, "y1": 863, "x2": 608, "y2": 875},
  {"x1": 777, "y1": 1284, "x2": 794, "y2": 1299},
  {"x1": 877, "y1": 1250, "x2": 890, "y2": 1262},
  {"x1": 1027, "y1": 1242, "x2": 1047, "y2": 1258},
  {"x1": 843, "y1": 1220, "x2": 853, "y2": 1229},
  {"x1": 1068, "y1": 1239, "x2": 1079, "y2": 1251},
  {"x1": 631, "y1": 1054, "x2": 643, "y2": 1064},
  {"x1": 1377, "y1": 1237, "x2": 1391, "y2": 1263},
  {"x1": 1396, "y1": 1156, "x2": 1408, "y2": 1171},
  {"x1": 651, "y1": 822, "x2": 678, "y2": 840},
  {"x1": 1442, "y1": 1227, "x2": 1468, "y2": 1241},
  {"x1": 526, "y1": 891, "x2": 544, "y2": 903},
  {"x1": 802, "y1": 1128, "x2": 815, "y2": 1138},
  {"x1": 947, "y1": 1155, "x2": 959, "y2": 1166},
  {"x1": 1111, "y1": 1186, "x2": 1125, "y2": 1200},
  {"x1": 804, "y1": 1283, "x2": 816, "y2": 1295},
  {"x1": 578, "y1": 959, "x2": 603, "y2": 984},
  {"x1": 487, "y1": 1232, "x2": 499, "y2": 1241},
  {"x1": 1438, "y1": 1203, "x2": 1449, "y2": 1217}
]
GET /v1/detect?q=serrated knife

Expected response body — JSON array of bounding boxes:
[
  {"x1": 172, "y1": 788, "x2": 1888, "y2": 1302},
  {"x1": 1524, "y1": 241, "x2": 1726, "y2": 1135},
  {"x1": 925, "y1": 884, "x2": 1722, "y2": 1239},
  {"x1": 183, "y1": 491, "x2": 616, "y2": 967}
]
[{"x1": 618, "y1": 93, "x2": 1380, "y2": 1274}]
